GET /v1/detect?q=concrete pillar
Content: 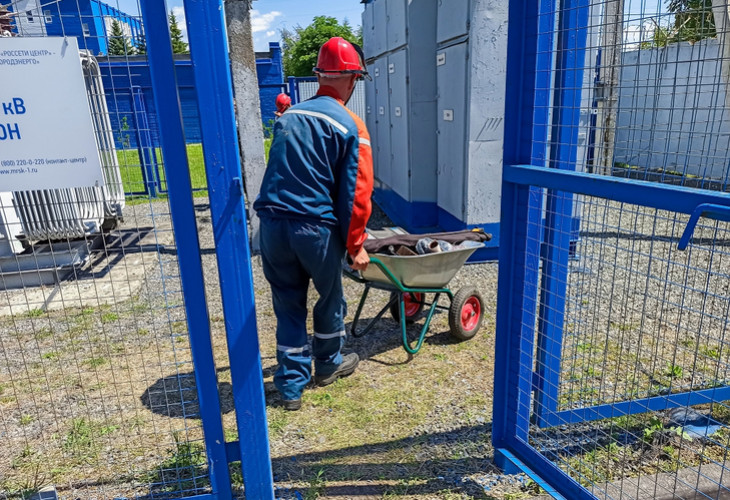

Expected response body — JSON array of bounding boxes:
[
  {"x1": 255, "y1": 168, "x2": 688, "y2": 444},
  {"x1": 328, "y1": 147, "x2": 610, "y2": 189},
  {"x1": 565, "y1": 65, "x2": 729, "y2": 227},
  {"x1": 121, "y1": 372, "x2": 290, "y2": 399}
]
[
  {"x1": 226, "y1": 0, "x2": 266, "y2": 252},
  {"x1": 595, "y1": 0, "x2": 623, "y2": 176}
]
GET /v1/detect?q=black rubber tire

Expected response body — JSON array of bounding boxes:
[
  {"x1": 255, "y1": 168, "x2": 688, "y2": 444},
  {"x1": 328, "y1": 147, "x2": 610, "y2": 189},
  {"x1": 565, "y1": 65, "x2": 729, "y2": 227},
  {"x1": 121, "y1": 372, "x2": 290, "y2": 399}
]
[
  {"x1": 448, "y1": 287, "x2": 484, "y2": 341},
  {"x1": 389, "y1": 292, "x2": 425, "y2": 324}
]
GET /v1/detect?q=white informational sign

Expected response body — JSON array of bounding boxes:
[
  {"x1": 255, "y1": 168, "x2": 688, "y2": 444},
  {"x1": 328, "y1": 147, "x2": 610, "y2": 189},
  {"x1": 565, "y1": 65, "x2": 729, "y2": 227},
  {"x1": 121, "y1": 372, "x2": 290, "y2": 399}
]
[{"x1": 0, "y1": 37, "x2": 104, "y2": 190}]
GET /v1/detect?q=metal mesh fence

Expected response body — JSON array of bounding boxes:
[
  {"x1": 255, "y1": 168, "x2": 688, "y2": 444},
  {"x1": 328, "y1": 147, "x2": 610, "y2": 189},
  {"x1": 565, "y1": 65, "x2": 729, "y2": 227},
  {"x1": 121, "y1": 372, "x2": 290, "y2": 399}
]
[
  {"x1": 525, "y1": 192, "x2": 730, "y2": 498},
  {"x1": 507, "y1": 0, "x2": 730, "y2": 496},
  {"x1": 297, "y1": 79, "x2": 367, "y2": 122},
  {"x1": 589, "y1": 0, "x2": 730, "y2": 191},
  {"x1": 0, "y1": 2, "x2": 217, "y2": 498}
]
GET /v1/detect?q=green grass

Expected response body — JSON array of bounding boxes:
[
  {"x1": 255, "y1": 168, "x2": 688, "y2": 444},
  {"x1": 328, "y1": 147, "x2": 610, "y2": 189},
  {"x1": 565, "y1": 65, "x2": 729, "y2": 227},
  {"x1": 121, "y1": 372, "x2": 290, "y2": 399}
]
[
  {"x1": 118, "y1": 140, "x2": 272, "y2": 203},
  {"x1": 63, "y1": 418, "x2": 95, "y2": 454},
  {"x1": 264, "y1": 138, "x2": 272, "y2": 162},
  {"x1": 142, "y1": 432, "x2": 208, "y2": 494},
  {"x1": 101, "y1": 312, "x2": 119, "y2": 324},
  {"x1": 117, "y1": 144, "x2": 207, "y2": 205},
  {"x1": 84, "y1": 357, "x2": 108, "y2": 369}
]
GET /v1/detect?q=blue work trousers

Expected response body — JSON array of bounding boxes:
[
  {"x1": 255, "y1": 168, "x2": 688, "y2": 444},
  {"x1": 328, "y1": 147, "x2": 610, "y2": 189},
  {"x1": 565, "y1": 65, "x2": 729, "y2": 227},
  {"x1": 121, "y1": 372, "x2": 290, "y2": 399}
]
[{"x1": 260, "y1": 217, "x2": 347, "y2": 401}]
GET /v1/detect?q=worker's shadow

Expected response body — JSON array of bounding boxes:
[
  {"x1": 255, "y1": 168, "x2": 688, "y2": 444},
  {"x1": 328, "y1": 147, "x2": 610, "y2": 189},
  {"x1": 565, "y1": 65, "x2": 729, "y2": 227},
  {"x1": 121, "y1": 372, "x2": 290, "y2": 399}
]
[
  {"x1": 343, "y1": 307, "x2": 458, "y2": 366},
  {"x1": 140, "y1": 364, "x2": 277, "y2": 418}
]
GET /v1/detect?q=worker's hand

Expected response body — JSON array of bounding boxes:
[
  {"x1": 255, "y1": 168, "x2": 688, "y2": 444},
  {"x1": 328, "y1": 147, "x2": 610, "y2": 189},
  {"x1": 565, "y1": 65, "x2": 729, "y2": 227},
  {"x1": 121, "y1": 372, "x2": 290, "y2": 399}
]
[{"x1": 349, "y1": 247, "x2": 369, "y2": 271}]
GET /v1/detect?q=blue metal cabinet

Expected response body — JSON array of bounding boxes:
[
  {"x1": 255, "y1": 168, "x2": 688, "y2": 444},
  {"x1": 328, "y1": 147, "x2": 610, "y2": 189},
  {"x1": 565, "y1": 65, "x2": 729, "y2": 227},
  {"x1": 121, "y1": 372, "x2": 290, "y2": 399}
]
[
  {"x1": 436, "y1": 42, "x2": 468, "y2": 221},
  {"x1": 372, "y1": 0, "x2": 388, "y2": 59},
  {"x1": 387, "y1": 0, "x2": 407, "y2": 52},
  {"x1": 373, "y1": 58, "x2": 392, "y2": 187},
  {"x1": 388, "y1": 49, "x2": 410, "y2": 200},
  {"x1": 364, "y1": 75, "x2": 378, "y2": 178},
  {"x1": 362, "y1": 2, "x2": 376, "y2": 60},
  {"x1": 437, "y1": 0, "x2": 470, "y2": 45}
]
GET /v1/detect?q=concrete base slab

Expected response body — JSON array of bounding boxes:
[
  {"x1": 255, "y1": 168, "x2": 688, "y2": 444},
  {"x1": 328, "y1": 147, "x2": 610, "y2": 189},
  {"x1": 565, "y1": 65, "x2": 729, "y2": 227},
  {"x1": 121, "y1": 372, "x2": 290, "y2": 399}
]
[
  {"x1": 530, "y1": 462, "x2": 730, "y2": 499},
  {"x1": 0, "y1": 227, "x2": 162, "y2": 316},
  {"x1": 0, "y1": 239, "x2": 92, "y2": 290}
]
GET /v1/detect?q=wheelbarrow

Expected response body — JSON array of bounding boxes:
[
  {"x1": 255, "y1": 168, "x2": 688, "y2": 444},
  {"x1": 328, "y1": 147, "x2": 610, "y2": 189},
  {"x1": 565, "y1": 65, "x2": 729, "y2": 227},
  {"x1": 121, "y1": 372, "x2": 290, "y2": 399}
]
[{"x1": 344, "y1": 239, "x2": 487, "y2": 354}]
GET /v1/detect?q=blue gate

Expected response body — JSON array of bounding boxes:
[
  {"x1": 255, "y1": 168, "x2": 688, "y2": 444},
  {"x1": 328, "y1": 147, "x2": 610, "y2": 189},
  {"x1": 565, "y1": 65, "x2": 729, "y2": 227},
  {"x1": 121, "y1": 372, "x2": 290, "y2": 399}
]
[
  {"x1": 0, "y1": 0, "x2": 272, "y2": 498},
  {"x1": 141, "y1": 1, "x2": 273, "y2": 498},
  {"x1": 494, "y1": 1, "x2": 730, "y2": 498}
]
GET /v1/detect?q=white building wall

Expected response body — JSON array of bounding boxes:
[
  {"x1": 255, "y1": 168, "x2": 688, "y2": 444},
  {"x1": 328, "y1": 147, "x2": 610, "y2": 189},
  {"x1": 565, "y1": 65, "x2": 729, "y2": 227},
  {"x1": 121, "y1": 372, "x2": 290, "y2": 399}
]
[
  {"x1": 10, "y1": 0, "x2": 47, "y2": 37},
  {"x1": 615, "y1": 39, "x2": 730, "y2": 181}
]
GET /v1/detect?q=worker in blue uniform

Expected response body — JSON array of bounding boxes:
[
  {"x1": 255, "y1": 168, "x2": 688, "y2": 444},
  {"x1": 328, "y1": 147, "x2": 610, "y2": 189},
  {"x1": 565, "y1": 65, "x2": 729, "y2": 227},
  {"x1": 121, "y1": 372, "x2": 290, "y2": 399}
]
[{"x1": 254, "y1": 37, "x2": 374, "y2": 411}]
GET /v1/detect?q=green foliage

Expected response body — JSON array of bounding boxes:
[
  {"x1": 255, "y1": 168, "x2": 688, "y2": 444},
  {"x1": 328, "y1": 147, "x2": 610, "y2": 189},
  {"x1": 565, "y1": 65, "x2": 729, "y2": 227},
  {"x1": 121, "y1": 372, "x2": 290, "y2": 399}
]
[
  {"x1": 282, "y1": 16, "x2": 363, "y2": 77},
  {"x1": 264, "y1": 138, "x2": 272, "y2": 163},
  {"x1": 101, "y1": 312, "x2": 119, "y2": 323},
  {"x1": 666, "y1": 362, "x2": 684, "y2": 379},
  {"x1": 108, "y1": 19, "x2": 134, "y2": 56},
  {"x1": 84, "y1": 357, "x2": 108, "y2": 369},
  {"x1": 263, "y1": 118, "x2": 275, "y2": 138},
  {"x1": 25, "y1": 308, "x2": 44, "y2": 318},
  {"x1": 644, "y1": 1, "x2": 716, "y2": 48},
  {"x1": 117, "y1": 116, "x2": 131, "y2": 149},
  {"x1": 169, "y1": 12, "x2": 188, "y2": 54},
  {"x1": 642, "y1": 416, "x2": 665, "y2": 442},
  {"x1": 305, "y1": 469, "x2": 326, "y2": 500},
  {"x1": 667, "y1": 0, "x2": 716, "y2": 42},
  {"x1": 63, "y1": 418, "x2": 95, "y2": 453},
  {"x1": 144, "y1": 432, "x2": 208, "y2": 493}
]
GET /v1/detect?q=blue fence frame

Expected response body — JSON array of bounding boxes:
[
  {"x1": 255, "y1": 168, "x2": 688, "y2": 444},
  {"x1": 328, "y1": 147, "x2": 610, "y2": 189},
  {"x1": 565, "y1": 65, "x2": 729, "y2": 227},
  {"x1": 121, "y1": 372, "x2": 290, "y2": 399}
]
[
  {"x1": 141, "y1": 1, "x2": 232, "y2": 498},
  {"x1": 493, "y1": 1, "x2": 730, "y2": 498},
  {"x1": 287, "y1": 76, "x2": 317, "y2": 105},
  {"x1": 184, "y1": 0, "x2": 274, "y2": 497},
  {"x1": 141, "y1": 1, "x2": 273, "y2": 498}
]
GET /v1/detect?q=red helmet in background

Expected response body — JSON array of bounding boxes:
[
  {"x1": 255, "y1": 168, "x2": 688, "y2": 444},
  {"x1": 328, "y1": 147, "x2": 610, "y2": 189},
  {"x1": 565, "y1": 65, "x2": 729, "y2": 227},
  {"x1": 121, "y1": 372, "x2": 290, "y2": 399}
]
[
  {"x1": 313, "y1": 37, "x2": 370, "y2": 80},
  {"x1": 275, "y1": 93, "x2": 291, "y2": 112}
]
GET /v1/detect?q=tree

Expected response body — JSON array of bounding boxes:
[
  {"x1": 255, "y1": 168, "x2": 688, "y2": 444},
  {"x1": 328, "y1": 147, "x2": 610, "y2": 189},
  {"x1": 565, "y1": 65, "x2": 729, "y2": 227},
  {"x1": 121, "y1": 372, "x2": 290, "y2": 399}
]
[
  {"x1": 108, "y1": 19, "x2": 134, "y2": 56},
  {"x1": 666, "y1": 0, "x2": 716, "y2": 43},
  {"x1": 135, "y1": 33, "x2": 146, "y2": 55},
  {"x1": 282, "y1": 16, "x2": 363, "y2": 77},
  {"x1": 169, "y1": 11, "x2": 188, "y2": 54}
]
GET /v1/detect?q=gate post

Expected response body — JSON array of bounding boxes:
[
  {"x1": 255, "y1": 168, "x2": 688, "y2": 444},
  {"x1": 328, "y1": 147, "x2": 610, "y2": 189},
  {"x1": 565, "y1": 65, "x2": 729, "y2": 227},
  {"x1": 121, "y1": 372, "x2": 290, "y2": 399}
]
[
  {"x1": 288, "y1": 77, "x2": 300, "y2": 104},
  {"x1": 184, "y1": 0, "x2": 275, "y2": 498},
  {"x1": 140, "y1": 1, "x2": 233, "y2": 498},
  {"x1": 533, "y1": 0, "x2": 591, "y2": 427},
  {"x1": 131, "y1": 86, "x2": 159, "y2": 198},
  {"x1": 493, "y1": 0, "x2": 547, "y2": 469}
]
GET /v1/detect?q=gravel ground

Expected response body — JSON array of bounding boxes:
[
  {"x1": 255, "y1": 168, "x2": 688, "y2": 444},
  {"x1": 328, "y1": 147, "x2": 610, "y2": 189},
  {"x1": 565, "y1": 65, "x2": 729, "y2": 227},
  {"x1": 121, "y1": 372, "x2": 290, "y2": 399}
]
[
  {"x1": 4, "y1": 194, "x2": 728, "y2": 499},
  {"x1": 0, "y1": 198, "x2": 537, "y2": 500}
]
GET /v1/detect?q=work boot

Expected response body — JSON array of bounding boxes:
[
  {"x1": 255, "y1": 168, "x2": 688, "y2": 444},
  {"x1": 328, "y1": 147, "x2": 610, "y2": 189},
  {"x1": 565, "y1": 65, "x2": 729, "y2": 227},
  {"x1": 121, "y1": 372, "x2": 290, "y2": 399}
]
[
  {"x1": 314, "y1": 353, "x2": 360, "y2": 386},
  {"x1": 282, "y1": 398, "x2": 301, "y2": 411}
]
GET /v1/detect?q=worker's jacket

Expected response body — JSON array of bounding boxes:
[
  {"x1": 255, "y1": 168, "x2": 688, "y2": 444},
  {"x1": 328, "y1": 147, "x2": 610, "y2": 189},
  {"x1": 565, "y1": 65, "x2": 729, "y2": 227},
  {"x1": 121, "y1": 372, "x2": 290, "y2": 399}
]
[{"x1": 253, "y1": 87, "x2": 374, "y2": 257}]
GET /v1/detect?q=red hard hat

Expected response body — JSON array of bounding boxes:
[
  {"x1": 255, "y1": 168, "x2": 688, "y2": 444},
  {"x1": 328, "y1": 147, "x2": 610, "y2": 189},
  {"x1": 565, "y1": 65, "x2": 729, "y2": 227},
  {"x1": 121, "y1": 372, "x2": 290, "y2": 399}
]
[
  {"x1": 275, "y1": 93, "x2": 291, "y2": 111},
  {"x1": 314, "y1": 37, "x2": 370, "y2": 80}
]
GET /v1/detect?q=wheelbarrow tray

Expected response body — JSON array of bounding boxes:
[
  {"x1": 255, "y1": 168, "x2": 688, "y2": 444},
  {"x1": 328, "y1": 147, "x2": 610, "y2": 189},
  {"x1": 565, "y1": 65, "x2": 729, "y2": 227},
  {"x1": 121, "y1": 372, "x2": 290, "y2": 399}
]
[{"x1": 360, "y1": 241, "x2": 482, "y2": 288}]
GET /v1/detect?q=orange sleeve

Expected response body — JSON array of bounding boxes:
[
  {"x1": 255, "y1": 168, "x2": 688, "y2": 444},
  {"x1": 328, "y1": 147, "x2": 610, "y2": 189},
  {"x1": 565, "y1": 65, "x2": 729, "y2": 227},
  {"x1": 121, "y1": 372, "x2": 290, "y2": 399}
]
[{"x1": 343, "y1": 109, "x2": 373, "y2": 256}]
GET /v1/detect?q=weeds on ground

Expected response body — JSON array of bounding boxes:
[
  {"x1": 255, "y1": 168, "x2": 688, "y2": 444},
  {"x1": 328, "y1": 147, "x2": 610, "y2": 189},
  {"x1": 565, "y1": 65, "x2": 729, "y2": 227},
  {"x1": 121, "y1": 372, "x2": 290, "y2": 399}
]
[
  {"x1": 141, "y1": 432, "x2": 210, "y2": 494},
  {"x1": 304, "y1": 469, "x2": 326, "y2": 500},
  {"x1": 0, "y1": 446, "x2": 50, "y2": 497}
]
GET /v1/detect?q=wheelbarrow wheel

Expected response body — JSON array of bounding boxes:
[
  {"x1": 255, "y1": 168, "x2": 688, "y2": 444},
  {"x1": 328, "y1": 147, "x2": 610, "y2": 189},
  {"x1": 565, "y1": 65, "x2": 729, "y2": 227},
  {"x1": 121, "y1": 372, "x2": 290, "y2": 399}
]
[
  {"x1": 390, "y1": 292, "x2": 425, "y2": 324},
  {"x1": 449, "y1": 287, "x2": 484, "y2": 341}
]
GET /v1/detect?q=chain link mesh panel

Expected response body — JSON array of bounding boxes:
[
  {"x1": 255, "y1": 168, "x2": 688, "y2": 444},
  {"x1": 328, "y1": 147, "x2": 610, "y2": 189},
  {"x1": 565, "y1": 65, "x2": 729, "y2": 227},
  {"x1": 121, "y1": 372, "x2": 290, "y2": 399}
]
[
  {"x1": 0, "y1": 2, "x2": 218, "y2": 497},
  {"x1": 499, "y1": 0, "x2": 730, "y2": 497}
]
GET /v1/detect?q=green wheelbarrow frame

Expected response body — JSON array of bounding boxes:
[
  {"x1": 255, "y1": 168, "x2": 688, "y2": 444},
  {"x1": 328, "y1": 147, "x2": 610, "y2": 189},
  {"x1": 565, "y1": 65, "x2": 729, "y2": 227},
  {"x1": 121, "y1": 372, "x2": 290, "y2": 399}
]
[
  {"x1": 344, "y1": 256, "x2": 453, "y2": 354},
  {"x1": 344, "y1": 248, "x2": 485, "y2": 354}
]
